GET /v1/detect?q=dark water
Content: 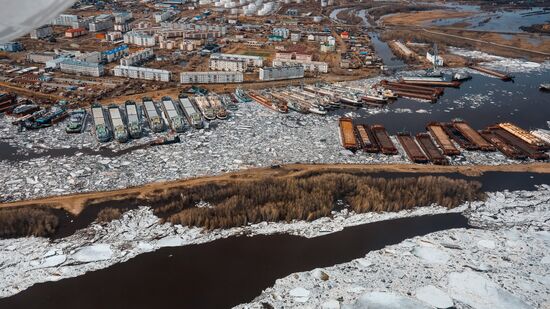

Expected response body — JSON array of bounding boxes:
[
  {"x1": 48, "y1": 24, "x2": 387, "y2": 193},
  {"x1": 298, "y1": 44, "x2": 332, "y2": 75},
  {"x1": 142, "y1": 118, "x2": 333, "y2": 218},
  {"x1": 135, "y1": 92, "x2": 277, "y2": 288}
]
[
  {"x1": 369, "y1": 32, "x2": 407, "y2": 69},
  {"x1": 349, "y1": 71, "x2": 550, "y2": 134},
  {"x1": 0, "y1": 213, "x2": 469, "y2": 309}
]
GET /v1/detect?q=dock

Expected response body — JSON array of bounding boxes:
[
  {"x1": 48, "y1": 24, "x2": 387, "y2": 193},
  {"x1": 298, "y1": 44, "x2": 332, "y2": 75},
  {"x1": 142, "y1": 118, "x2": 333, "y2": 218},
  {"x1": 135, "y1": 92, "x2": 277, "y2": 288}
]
[
  {"x1": 469, "y1": 65, "x2": 513, "y2": 81},
  {"x1": 161, "y1": 96, "x2": 185, "y2": 133},
  {"x1": 339, "y1": 117, "x2": 358, "y2": 150},
  {"x1": 452, "y1": 120, "x2": 495, "y2": 151},
  {"x1": 479, "y1": 130, "x2": 527, "y2": 160},
  {"x1": 354, "y1": 124, "x2": 379, "y2": 153},
  {"x1": 143, "y1": 97, "x2": 165, "y2": 133},
  {"x1": 397, "y1": 133, "x2": 429, "y2": 163},
  {"x1": 415, "y1": 133, "x2": 449, "y2": 165},
  {"x1": 426, "y1": 122, "x2": 460, "y2": 156},
  {"x1": 371, "y1": 125, "x2": 398, "y2": 155},
  {"x1": 108, "y1": 104, "x2": 129, "y2": 143},
  {"x1": 178, "y1": 95, "x2": 204, "y2": 129}
]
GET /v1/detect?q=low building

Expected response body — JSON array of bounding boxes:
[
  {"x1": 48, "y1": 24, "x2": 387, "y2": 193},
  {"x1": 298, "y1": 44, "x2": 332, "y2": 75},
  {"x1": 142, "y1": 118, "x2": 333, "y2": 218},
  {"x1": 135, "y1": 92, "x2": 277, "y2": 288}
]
[
  {"x1": 30, "y1": 25, "x2": 53, "y2": 39},
  {"x1": 320, "y1": 43, "x2": 335, "y2": 53},
  {"x1": 290, "y1": 32, "x2": 301, "y2": 42},
  {"x1": 65, "y1": 28, "x2": 87, "y2": 38},
  {"x1": 113, "y1": 65, "x2": 170, "y2": 82},
  {"x1": 102, "y1": 45, "x2": 129, "y2": 63},
  {"x1": 27, "y1": 52, "x2": 58, "y2": 64},
  {"x1": 259, "y1": 65, "x2": 304, "y2": 81},
  {"x1": 272, "y1": 58, "x2": 328, "y2": 73},
  {"x1": 211, "y1": 53, "x2": 263, "y2": 67},
  {"x1": 51, "y1": 14, "x2": 79, "y2": 26},
  {"x1": 60, "y1": 59, "x2": 104, "y2": 77},
  {"x1": 120, "y1": 48, "x2": 154, "y2": 66},
  {"x1": 209, "y1": 57, "x2": 247, "y2": 72},
  {"x1": 180, "y1": 71, "x2": 243, "y2": 84},
  {"x1": 0, "y1": 42, "x2": 23, "y2": 52},
  {"x1": 124, "y1": 31, "x2": 156, "y2": 47}
]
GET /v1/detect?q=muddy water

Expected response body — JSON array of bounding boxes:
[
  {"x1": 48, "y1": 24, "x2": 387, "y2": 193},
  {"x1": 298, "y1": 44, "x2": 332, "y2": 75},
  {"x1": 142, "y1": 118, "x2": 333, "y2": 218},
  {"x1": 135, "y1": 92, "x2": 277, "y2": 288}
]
[{"x1": 0, "y1": 213, "x2": 469, "y2": 309}]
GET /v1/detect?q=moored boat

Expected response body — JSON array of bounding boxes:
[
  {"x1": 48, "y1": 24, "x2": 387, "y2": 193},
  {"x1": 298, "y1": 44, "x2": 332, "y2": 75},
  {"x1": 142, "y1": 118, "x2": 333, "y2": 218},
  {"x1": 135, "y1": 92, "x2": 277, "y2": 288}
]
[{"x1": 65, "y1": 109, "x2": 87, "y2": 133}]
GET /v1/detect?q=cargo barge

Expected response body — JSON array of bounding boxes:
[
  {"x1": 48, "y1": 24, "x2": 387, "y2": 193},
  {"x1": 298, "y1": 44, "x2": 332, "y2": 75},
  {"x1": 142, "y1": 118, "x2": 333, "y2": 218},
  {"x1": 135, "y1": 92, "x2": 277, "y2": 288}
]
[
  {"x1": 108, "y1": 104, "x2": 129, "y2": 143},
  {"x1": 124, "y1": 101, "x2": 142, "y2": 139},
  {"x1": 354, "y1": 124, "x2": 379, "y2": 153},
  {"x1": 469, "y1": 65, "x2": 513, "y2": 81},
  {"x1": 415, "y1": 133, "x2": 448, "y2": 165},
  {"x1": 380, "y1": 80, "x2": 444, "y2": 97},
  {"x1": 397, "y1": 132, "x2": 429, "y2": 163},
  {"x1": 400, "y1": 77, "x2": 461, "y2": 88},
  {"x1": 143, "y1": 97, "x2": 165, "y2": 133},
  {"x1": 497, "y1": 122, "x2": 549, "y2": 151},
  {"x1": 452, "y1": 120, "x2": 495, "y2": 151},
  {"x1": 161, "y1": 96, "x2": 185, "y2": 132},
  {"x1": 339, "y1": 117, "x2": 358, "y2": 150},
  {"x1": 371, "y1": 125, "x2": 398, "y2": 155},
  {"x1": 91, "y1": 103, "x2": 111, "y2": 142},
  {"x1": 426, "y1": 122, "x2": 460, "y2": 156},
  {"x1": 392, "y1": 90, "x2": 438, "y2": 103},
  {"x1": 488, "y1": 126, "x2": 549, "y2": 160},
  {"x1": 0, "y1": 93, "x2": 17, "y2": 113},
  {"x1": 35, "y1": 106, "x2": 68, "y2": 126},
  {"x1": 442, "y1": 123, "x2": 478, "y2": 150},
  {"x1": 193, "y1": 95, "x2": 216, "y2": 120},
  {"x1": 178, "y1": 95, "x2": 204, "y2": 129},
  {"x1": 248, "y1": 90, "x2": 288, "y2": 113},
  {"x1": 479, "y1": 130, "x2": 527, "y2": 160}
]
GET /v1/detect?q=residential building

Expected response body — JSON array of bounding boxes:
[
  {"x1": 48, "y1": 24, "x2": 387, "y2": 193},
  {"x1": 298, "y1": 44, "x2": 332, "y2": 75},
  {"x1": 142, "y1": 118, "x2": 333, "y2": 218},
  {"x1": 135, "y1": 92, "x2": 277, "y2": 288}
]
[
  {"x1": 124, "y1": 31, "x2": 156, "y2": 47},
  {"x1": 120, "y1": 48, "x2": 154, "y2": 66},
  {"x1": 27, "y1": 52, "x2": 58, "y2": 63},
  {"x1": 209, "y1": 57, "x2": 247, "y2": 72},
  {"x1": 106, "y1": 31, "x2": 123, "y2": 41},
  {"x1": 113, "y1": 65, "x2": 171, "y2": 82},
  {"x1": 259, "y1": 65, "x2": 304, "y2": 81},
  {"x1": 77, "y1": 51, "x2": 102, "y2": 63},
  {"x1": 60, "y1": 59, "x2": 104, "y2": 77},
  {"x1": 30, "y1": 25, "x2": 53, "y2": 39},
  {"x1": 180, "y1": 71, "x2": 243, "y2": 84},
  {"x1": 272, "y1": 28, "x2": 290, "y2": 39},
  {"x1": 0, "y1": 42, "x2": 23, "y2": 52},
  {"x1": 272, "y1": 59, "x2": 328, "y2": 73},
  {"x1": 290, "y1": 32, "x2": 302, "y2": 42},
  {"x1": 154, "y1": 10, "x2": 177, "y2": 23},
  {"x1": 211, "y1": 53, "x2": 263, "y2": 67},
  {"x1": 114, "y1": 23, "x2": 132, "y2": 33},
  {"x1": 102, "y1": 45, "x2": 129, "y2": 63},
  {"x1": 89, "y1": 14, "x2": 114, "y2": 32},
  {"x1": 114, "y1": 12, "x2": 133, "y2": 24},
  {"x1": 65, "y1": 28, "x2": 87, "y2": 38},
  {"x1": 51, "y1": 14, "x2": 79, "y2": 26}
]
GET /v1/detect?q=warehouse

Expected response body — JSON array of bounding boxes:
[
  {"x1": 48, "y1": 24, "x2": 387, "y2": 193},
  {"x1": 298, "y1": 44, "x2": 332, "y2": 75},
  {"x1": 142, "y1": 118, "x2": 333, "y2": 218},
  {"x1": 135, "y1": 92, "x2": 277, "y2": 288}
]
[
  {"x1": 113, "y1": 65, "x2": 171, "y2": 82},
  {"x1": 259, "y1": 65, "x2": 304, "y2": 81},
  {"x1": 180, "y1": 71, "x2": 243, "y2": 84}
]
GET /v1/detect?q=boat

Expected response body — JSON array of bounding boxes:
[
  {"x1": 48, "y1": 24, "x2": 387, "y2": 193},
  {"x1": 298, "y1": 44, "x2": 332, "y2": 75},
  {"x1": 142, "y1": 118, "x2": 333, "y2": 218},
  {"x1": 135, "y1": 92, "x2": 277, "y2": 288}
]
[
  {"x1": 35, "y1": 106, "x2": 67, "y2": 126},
  {"x1": 142, "y1": 97, "x2": 165, "y2": 133},
  {"x1": 178, "y1": 95, "x2": 204, "y2": 129},
  {"x1": 453, "y1": 71, "x2": 472, "y2": 81},
  {"x1": 206, "y1": 94, "x2": 228, "y2": 120},
  {"x1": 124, "y1": 101, "x2": 142, "y2": 139},
  {"x1": 108, "y1": 104, "x2": 129, "y2": 143},
  {"x1": 12, "y1": 104, "x2": 40, "y2": 116},
  {"x1": 235, "y1": 88, "x2": 252, "y2": 103},
  {"x1": 361, "y1": 93, "x2": 388, "y2": 105},
  {"x1": 150, "y1": 134, "x2": 181, "y2": 146},
  {"x1": 540, "y1": 83, "x2": 550, "y2": 91},
  {"x1": 248, "y1": 90, "x2": 288, "y2": 113},
  {"x1": 221, "y1": 94, "x2": 238, "y2": 111},
  {"x1": 91, "y1": 103, "x2": 111, "y2": 142},
  {"x1": 193, "y1": 95, "x2": 216, "y2": 120},
  {"x1": 65, "y1": 109, "x2": 87, "y2": 133},
  {"x1": 161, "y1": 96, "x2": 186, "y2": 132},
  {"x1": 272, "y1": 92, "x2": 309, "y2": 114}
]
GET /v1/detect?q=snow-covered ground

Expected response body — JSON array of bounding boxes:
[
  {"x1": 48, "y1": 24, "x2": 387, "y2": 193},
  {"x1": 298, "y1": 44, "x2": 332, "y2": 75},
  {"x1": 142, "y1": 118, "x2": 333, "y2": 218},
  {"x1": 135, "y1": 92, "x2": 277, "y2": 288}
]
[{"x1": 1, "y1": 184, "x2": 549, "y2": 305}]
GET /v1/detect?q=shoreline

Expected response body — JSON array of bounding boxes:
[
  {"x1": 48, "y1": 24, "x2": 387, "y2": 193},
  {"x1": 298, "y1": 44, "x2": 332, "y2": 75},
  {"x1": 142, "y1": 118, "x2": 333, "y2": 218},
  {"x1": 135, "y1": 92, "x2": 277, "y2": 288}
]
[{"x1": 2, "y1": 162, "x2": 549, "y2": 215}]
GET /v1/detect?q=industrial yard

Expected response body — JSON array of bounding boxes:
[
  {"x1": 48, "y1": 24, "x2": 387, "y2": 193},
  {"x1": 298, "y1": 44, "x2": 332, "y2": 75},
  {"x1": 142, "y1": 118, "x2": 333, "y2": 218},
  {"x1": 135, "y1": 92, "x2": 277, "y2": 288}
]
[{"x1": 1, "y1": 0, "x2": 550, "y2": 308}]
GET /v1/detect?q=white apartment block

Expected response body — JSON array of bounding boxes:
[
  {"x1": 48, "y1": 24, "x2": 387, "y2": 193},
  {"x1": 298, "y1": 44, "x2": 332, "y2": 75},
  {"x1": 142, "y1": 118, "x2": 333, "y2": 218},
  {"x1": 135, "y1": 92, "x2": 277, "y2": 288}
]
[
  {"x1": 89, "y1": 15, "x2": 114, "y2": 32},
  {"x1": 209, "y1": 58, "x2": 247, "y2": 72},
  {"x1": 30, "y1": 26, "x2": 53, "y2": 39},
  {"x1": 259, "y1": 65, "x2": 304, "y2": 81},
  {"x1": 60, "y1": 59, "x2": 104, "y2": 77},
  {"x1": 114, "y1": 23, "x2": 132, "y2": 33},
  {"x1": 120, "y1": 49, "x2": 154, "y2": 66},
  {"x1": 211, "y1": 53, "x2": 263, "y2": 68},
  {"x1": 113, "y1": 65, "x2": 171, "y2": 82},
  {"x1": 27, "y1": 52, "x2": 58, "y2": 63},
  {"x1": 124, "y1": 31, "x2": 156, "y2": 47},
  {"x1": 180, "y1": 72, "x2": 243, "y2": 84},
  {"x1": 52, "y1": 14, "x2": 79, "y2": 26},
  {"x1": 154, "y1": 10, "x2": 177, "y2": 23},
  {"x1": 272, "y1": 59, "x2": 328, "y2": 73},
  {"x1": 114, "y1": 12, "x2": 133, "y2": 24}
]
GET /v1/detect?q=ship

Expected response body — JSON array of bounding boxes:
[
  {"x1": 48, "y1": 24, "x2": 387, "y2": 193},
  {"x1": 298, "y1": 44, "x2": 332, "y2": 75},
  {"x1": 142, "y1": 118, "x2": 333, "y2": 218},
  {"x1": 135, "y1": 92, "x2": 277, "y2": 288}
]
[
  {"x1": 91, "y1": 103, "x2": 111, "y2": 142},
  {"x1": 248, "y1": 90, "x2": 288, "y2": 113},
  {"x1": 453, "y1": 71, "x2": 472, "y2": 81},
  {"x1": 142, "y1": 97, "x2": 165, "y2": 133},
  {"x1": 206, "y1": 94, "x2": 228, "y2": 120},
  {"x1": 272, "y1": 92, "x2": 309, "y2": 114},
  {"x1": 178, "y1": 95, "x2": 204, "y2": 129},
  {"x1": 108, "y1": 104, "x2": 129, "y2": 143},
  {"x1": 234, "y1": 88, "x2": 252, "y2": 103},
  {"x1": 361, "y1": 93, "x2": 388, "y2": 105},
  {"x1": 35, "y1": 106, "x2": 67, "y2": 126},
  {"x1": 193, "y1": 95, "x2": 216, "y2": 120},
  {"x1": 221, "y1": 94, "x2": 238, "y2": 111},
  {"x1": 540, "y1": 83, "x2": 550, "y2": 91},
  {"x1": 161, "y1": 96, "x2": 186, "y2": 132},
  {"x1": 12, "y1": 104, "x2": 40, "y2": 116},
  {"x1": 65, "y1": 109, "x2": 87, "y2": 133},
  {"x1": 124, "y1": 101, "x2": 142, "y2": 139}
]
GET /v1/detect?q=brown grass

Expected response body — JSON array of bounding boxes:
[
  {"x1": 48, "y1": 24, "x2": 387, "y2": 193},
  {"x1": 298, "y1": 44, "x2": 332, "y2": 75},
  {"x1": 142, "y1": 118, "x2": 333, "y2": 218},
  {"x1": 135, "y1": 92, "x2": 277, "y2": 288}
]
[
  {"x1": 0, "y1": 207, "x2": 59, "y2": 238},
  {"x1": 96, "y1": 207, "x2": 125, "y2": 223}
]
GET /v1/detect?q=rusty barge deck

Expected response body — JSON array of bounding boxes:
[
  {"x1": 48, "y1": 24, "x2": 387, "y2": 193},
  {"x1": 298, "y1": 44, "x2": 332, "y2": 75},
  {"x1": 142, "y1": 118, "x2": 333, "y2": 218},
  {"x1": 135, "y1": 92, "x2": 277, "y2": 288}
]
[
  {"x1": 397, "y1": 133, "x2": 429, "y2": 163},
  {"x1": 415, "y1": 133, "x2": 449, "y2": 165}
]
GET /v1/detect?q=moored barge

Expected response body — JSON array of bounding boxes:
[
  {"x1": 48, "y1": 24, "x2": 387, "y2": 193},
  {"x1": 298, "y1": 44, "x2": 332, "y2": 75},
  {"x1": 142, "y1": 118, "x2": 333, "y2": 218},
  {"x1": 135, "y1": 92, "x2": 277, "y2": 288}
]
[
  {"x1": 354, "y1": 124, "x2": 379, "y2": 153},
  {"x1": 371, "y1": 125, "x2": 398, "y2": 155},
  {"x1": 415, "y1": 133, "x2": 448, "y2": 165},
  {"x1": 426, "y1": 122, "x2": 460, "y2": 156},
  {"x1": 397, "y1": 132, "x2": 429, "y2": 163},
  {"x1": 339, "y1": 117, "x2": 358, "y2": 150}
]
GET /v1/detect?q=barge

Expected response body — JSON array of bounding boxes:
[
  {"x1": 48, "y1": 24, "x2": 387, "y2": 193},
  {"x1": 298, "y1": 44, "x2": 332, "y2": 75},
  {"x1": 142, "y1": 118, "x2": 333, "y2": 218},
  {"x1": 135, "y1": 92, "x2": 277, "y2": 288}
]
[
  {"x1": 194, "y1": 95, "x2": 217, "y2": 120},
  {"x1": 452, "y1": 120, "x2": 495, "y2": 151},
  {"x1": 380, "y1": 80, "x2": 444, "y2": 97},
  {"x1": 426, "y1": 122, "x2": 460, "y2": 156},
  {"x1": 91, "y1": 103, "x2": 111, "y2": 142},
  {"x1": 480, "y1": 130, "x2": 527, "y2": 160},
  {"x1": 124, "y1": 101, "x2": 142, "y2": 139},
  {"x1": 355, "y1": 124, "x2": 379, "y2": 153},
  {"x1": 442, "y1": 123, "x2": 478, "y2": 150},
  {"x1": 397, "y1": 132, "x2": 429, "y2": 163},
  {"x1": 143, "y1": 97, "x2": 165, "y2": 133},
  {"x1": 161, "y1": 96, "x2": 185, "y2": 132},
  {"x1": 65, "y1": 109, "x2": 87, "y2": 133},
  {"x1": 207, "y1": 94, "x2": 228, "y2": 120},
  {"x1": 339, "y1": 117, "x2": 358, "y2": 150},
  {"x1": 415, "y1": 133, "x2": 448, "y2": 165},
  {"x1": 248, "y1": 90, "x2": 288, "y2": 113},
  {"x1": 488, "y1": 126, "x2": 549, "y2": 160},
  {"x1": 371, "y1": 125, "x2": 398, "y2": 155},
  {"x1": 497, "y1": 122, "x2": 549, "y2": 151},
  {"x1": 108, "y1": 104, "x2": 129, "y2": 143},
  {"x1": 401, "y1": 77, "x2": 461, "y2": 88},
  {"x1": 178, "y1": 95, "x2": 204, "y2": 129},
  {"x1": 469, "y1": 65, "x2": 513, "y2": 81},
  {"x1": 0, "y1": 93, "x2": 17, "y2": 113}
]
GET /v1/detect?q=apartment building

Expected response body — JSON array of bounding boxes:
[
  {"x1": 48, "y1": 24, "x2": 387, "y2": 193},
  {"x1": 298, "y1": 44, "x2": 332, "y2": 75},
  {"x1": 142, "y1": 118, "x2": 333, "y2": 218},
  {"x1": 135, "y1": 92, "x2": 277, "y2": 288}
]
[
  {"x1": 60, "y1": 59, "x2": 105, "y2": 77},
  {"x1": 180, "y1": 72, "x2": 243, "y2": 84},
  {"x1": 259, "y1": 65, "x2": 304, "y2": 81},
  {"x1": 113, "y1": 65, "x2": 170, "y2": 82},
  {"x1": 209, "y1": 57, "x2": 247, "y2": 72}
]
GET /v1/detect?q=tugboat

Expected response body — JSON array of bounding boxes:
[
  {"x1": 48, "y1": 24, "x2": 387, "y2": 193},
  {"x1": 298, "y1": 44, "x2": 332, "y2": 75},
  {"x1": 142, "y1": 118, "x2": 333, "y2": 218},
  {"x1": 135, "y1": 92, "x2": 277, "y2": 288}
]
[
  {"x1": 540, "y1": 83, "x2": 550, "y2": 92},
  {"x1": 235, "y1": 88, "x2": 252, "y2": 103},
  {"x1": 453, "y1": 71, "x2": 472, "y2": 81},
  {"x1": 65, "y1": 109, "x2": 87, "y2": 133}
]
